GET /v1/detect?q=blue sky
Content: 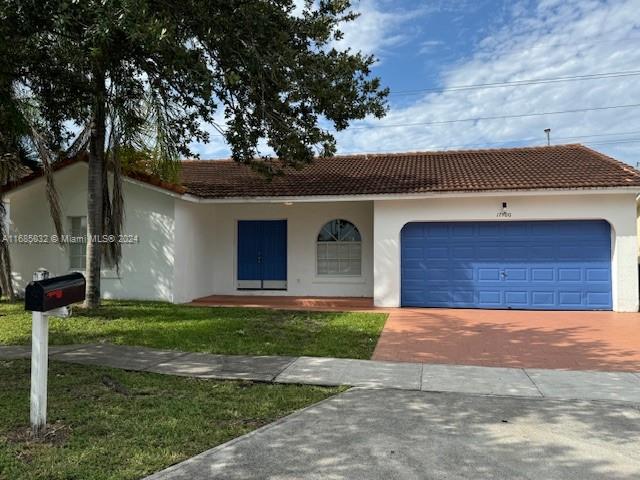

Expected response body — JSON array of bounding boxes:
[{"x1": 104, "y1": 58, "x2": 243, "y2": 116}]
[{"x1": 192, "y1": 0, "x2": 640, "y2": 166}]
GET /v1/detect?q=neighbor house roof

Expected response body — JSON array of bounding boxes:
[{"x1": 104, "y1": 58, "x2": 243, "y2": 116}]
[
  {"x1": 179, "y1": 144, "x2": 640, "y2": 198},
  {"x1": 4, "y1": 144, "x2": 640, "y2": 199}
]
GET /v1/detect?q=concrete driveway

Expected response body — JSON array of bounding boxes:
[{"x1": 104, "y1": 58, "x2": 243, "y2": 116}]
[
  {"x1": 373, "y1": 308, "x2": 640, "y2": 371},
  {"x1": 146, "y1": 388, "x2": 640, "y2": 480}
]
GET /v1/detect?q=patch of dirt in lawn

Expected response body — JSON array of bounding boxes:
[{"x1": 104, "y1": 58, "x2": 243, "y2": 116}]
[{"x1": 6, "y1": 421, "x2": 72, "y2": 463}]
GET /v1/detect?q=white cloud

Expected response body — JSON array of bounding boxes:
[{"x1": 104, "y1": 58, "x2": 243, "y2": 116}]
[
  {"x1": 192, "y1": 0, "x2": 640, "y2": 166},
  {"x1": 418, "y1": 40, "x2": 445, "y2": 55},
  {"x1": 334, "y1": 0, "x2": 640, "y2": 165},
  {"x1": 332, "y1": 0, "x2": 428, "y2": 59}
]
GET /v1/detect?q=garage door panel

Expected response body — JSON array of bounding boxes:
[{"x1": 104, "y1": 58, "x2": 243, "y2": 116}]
[
  {"x1": 477, "y1": 246, "x2": 502, "y2": 260},
  {"x1": 453, "y1": 268, "x2": 473, "y2": 281},
  {"x1": 504, "y1": 268, "x2": 527, "y2": 281},
  {"x1": 478, "y1": 268, "x2": 501, "y2": 281},
  {"x1": 586, "y1": 291, "x2": 611, "y2": 305},
  {"x1": 426, "y1": 247, "x2": 448, "y2": 259},
  {"x1": 401, "y1": 220, "x2": 612, "y2": 310},
  {"x1": 529, "y1": 222, "x2": 558, "y2": 235},
  {"x1": 427, "y1": 291, "x2": 450, "y2": 303},
  {"x1": 452, "y1": 246, "x2": 474, "y2": 258},
  {"x1": 403, "y1": 290, "x2": 426, "y2": 304},
  {"x1": 582, "y1": 246, "x2": 611, "y2": 260},
  {"x1": 452, "y1": 224, "x2": 475, "y2": 237},
  {"x1": 427, "y1": 268, "x2": 449, "y2": 281},
  {"x1": 503, "y1": 246, "x2": 529, "y2": 260},
  {"x1": 402, "y1": 248, "x2": 424, "y2": 261},
  {"x1": 557, "y1": 246, "x2": 588, "y2": 260},
  {"x1": 586, "y1": 269, "x2": 610, "y2": 282},
  {"x1": 452, "y1": 290, "x2": 474, "y2": 303},
  {"x1": 478, "y1": 291, "x2": 501, "y2": 305},
  {"x1": 532, "y1": 268, "x2": 554, "y2": 281},
  {"x1": 532, "y1": 291, "x2": 555, "y2": 306},
  {"x1": 504, "y1": 223, "x2": 529, "y2": 237},
  {"x1": 505, "y1": 291, "x2": 528, "y2": 305},
  {"x1": 425, "y1": 224, "x2": 448, "y2": 237},
  {"x1": 478, "y1": 223, "x2": 501, "y2": 237},
  {"x1": 530, "y1": 245, "x2": 555, "y2": 258},
  {"x1": 403, "y1": 268, "x2": 426, "y2": 280},
  {"x1": 558, "y1": 291, "x2": 583, "y2": 307},
  {"x1": 558, "y1": 269, "x2": 582, "y2": 282}
]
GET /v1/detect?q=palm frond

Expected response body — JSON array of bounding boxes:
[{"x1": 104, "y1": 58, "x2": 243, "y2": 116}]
[
  {"x1": 65, "y1": 123, "x2": 91, "y2": 158},
  {"x1": 144, "y1": 91, "x2": 181, "y2": 182},
  {"x1": 102, "y1": 112, "x2": 124, "y2": 271},
  {"x1": 29, "y1": 127, "x2": 64, "y2": 238},
  {"x1": 17, "y1": 96, "x2": 65, "y2": 238},
  {"x1": 109, "y1": 149, "x2": 124, "y2": 273}
]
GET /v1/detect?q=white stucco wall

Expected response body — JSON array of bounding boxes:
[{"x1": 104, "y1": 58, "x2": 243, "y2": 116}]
[
  {"x1": 8, "y1": 163, "x2": 638, "y2": 312},
  {"x1": 7, "y1": 163, "x2": 176, "y2": 301},
  {"x1": 173, "y1": 200, "x2": 215, "y2": 303},
  {"x1": 184, "y1": 201, "x2": 374, "y2": 299},
  {"x1": 373, "y1": 192, "x2": 640, "y2": 312}
]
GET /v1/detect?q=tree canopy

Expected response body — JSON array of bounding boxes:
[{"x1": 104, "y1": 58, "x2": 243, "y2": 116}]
[
  {"x1": 0, "y1": 0, "x2": 389, "y2": 306},
  {"x1": 3, "y1": 0, "x2": 388, "y2": 166}
]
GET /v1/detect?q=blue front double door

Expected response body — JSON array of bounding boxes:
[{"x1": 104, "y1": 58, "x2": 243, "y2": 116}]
[{"x1": 237, "y1": 220, "x2": 287, "y2": 290}]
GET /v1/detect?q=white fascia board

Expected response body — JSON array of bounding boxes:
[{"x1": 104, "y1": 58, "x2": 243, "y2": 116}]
[
  {"x1": 122, "y1": 177, "x2": 187, "y2": 199},
  {"x1": 4, "y1": 162, "x2": 188, "y2": 200},
  {"x1": 182, "y1": 186, "x2": 640, "y2": 204}
]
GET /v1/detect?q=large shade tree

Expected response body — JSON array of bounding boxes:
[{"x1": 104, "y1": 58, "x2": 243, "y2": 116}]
[
  {"x1": 1, "y1": 0, "x2": 388, "y2": 307},
  {"x1": 1, "y1": 10, "x2": 67, "y2": 300}
]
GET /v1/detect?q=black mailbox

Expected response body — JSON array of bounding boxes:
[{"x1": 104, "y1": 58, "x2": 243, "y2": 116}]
[{"x1": 25, "y1": 273, "x2": 86, "y2": 312}]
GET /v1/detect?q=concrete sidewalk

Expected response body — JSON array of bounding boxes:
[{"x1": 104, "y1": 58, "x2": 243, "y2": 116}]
[{"x1": 2, "y1": 344, "x2": 640, "y2": 403}]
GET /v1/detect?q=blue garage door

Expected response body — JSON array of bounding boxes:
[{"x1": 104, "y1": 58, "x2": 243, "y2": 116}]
[{"x1": 401, "y1": 220, "x2": 612, "y2": 310}]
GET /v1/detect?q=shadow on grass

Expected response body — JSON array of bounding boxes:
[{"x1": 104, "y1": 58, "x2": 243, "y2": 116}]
[
  {"x1": 0, "y1": 359, "x2": 342, "y2": 480},
  {"x1": 1, "y1": 302, "x2": 387, "y2": 359}
]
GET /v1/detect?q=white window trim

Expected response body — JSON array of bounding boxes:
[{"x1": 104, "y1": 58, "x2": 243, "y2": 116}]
[
  {"x1": 316, "y1": 220, "x2": 362, "y2": 277},
  {"x1": 68, "y1": 216, "x2": 87, "y2": 272},
  {"x1": 67, "y1": 216, "x2": 121, "y2": 279}
]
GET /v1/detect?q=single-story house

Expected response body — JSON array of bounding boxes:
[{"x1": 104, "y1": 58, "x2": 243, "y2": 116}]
[{"x1": 4, "y1": 144, "x2": 640, "y2": 312}]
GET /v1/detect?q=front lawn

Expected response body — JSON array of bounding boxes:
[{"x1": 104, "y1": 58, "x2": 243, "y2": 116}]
[
  {"x1": 0, "y1": 301, "x2": 386, "y2": 359},
  {"x1": 0, "y1": 359, "x2": 342, "y2": 480}
]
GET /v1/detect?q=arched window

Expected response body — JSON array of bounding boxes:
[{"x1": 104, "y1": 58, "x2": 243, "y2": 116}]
[{"x1": 317, "y1": 219, "x2": 361, "y2": 276}]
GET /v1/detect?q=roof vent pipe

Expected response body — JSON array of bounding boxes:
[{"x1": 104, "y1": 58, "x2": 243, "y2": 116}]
[{"x1": 544, "y1": 128, "x2": 551, "y2": 146}]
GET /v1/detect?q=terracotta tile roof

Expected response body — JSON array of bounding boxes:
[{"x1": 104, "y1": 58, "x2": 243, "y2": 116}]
[
  {"x1": 179, "y1": 144, "x2": 640, "y2": 198},
  {"x1": 2, "y1": 153, "x2": 186, "y2": 196},
  {"x1": 4, "y1": 144, "x2": 639, "y2": 199}
]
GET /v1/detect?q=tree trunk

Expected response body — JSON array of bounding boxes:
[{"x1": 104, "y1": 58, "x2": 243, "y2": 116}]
[
  {"x1": 0, "y1": 199, "x2": 15, "y2": 300},
  {"x1": 84, "y1": 71, "x2": 106, "y2": 308}
]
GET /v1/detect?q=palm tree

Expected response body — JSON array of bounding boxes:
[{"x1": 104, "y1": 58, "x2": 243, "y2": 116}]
[
  {"x1": 0, "y1": 83, "x2": 71, "y2": 300},
  {"x1": 0, "y1": 79, "x2": 180, "y2": 303}
]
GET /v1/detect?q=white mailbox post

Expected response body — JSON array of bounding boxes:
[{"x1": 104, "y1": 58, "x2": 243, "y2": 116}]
[
  {"x1": 30, "y1": 269, "x2": 50, "y2": 435},
  {"x1": 26, "y1": 269, "x2": 82, "y2": 437}
]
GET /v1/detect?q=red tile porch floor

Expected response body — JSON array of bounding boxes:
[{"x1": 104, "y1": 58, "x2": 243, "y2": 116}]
[
  {"x1": 189, "y1": 295, "x2": 380, "y2": 312},
  {"x1": 188, "y1": 296, "x2": 640, "y2": 371}
]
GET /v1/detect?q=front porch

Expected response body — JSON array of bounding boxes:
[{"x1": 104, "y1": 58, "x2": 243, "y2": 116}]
[
  {"x1": 174, "y1": 200, "x2": 375, "y2": 303},
  {"x1": 190, "y1": 294, "x2": 379, "y2": 312}
]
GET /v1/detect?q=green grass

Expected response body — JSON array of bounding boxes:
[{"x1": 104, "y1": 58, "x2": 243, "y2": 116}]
[
  {"x1": 0, "y1": 301, "x2": 386, "y2": 359},
  {"x1": 0, "y1": 359, "x2": 341, "y2": 480}
]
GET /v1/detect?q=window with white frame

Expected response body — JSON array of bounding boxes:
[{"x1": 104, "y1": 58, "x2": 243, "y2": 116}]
[
  {"x1": 68, "y1": 216, "x2": 87, "y2": 270},
  {"x1": 316, "y1": 219, "x2": 361, "y2": 276}
]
